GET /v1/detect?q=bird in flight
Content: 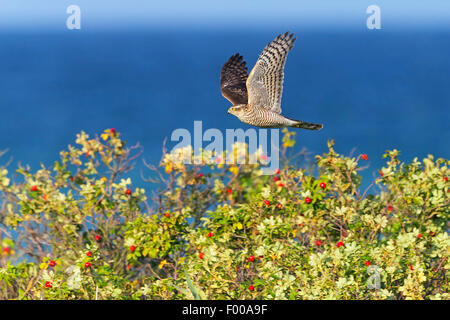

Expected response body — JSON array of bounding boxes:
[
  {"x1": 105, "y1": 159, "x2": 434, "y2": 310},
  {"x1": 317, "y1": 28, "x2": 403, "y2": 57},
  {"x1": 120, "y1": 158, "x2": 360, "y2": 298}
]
[{"x1": 220, "y1": 32, "x2": 323, "y2": 130}]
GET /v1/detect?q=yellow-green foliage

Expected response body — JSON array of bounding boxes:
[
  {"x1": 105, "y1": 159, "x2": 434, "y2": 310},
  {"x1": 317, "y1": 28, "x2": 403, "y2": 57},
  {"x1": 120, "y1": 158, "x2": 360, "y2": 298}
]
[{"x1": 0, "y1": 129, "x2": 448, "y2": 300}]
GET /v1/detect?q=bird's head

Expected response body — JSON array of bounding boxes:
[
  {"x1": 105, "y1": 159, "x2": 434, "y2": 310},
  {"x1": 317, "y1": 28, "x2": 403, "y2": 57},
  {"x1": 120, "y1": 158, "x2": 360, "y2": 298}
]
[{"x1": 227, "y1": 104, "x2": 247, "y2": 116}]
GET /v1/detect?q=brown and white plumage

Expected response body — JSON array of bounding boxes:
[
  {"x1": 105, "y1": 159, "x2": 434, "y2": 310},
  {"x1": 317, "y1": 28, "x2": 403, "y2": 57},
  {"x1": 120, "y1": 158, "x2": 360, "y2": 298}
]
[
  {"x1": 220, "y1": 32, "x2": 323, "y2": 130},
  {"x1": 220, "y1": 53, "x2": 248, "y2": 105}
]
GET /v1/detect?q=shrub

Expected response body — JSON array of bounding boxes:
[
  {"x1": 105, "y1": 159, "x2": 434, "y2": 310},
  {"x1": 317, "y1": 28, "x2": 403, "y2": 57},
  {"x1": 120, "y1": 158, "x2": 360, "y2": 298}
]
[{"x1": 0, "y1": 129, "x2": 448, "y2": 300}]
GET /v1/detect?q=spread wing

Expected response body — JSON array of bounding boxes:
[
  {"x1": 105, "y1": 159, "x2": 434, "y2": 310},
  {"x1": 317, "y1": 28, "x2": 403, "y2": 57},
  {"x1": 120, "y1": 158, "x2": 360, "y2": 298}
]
[
  {"x1": 246, "y1": 32, "x2": 296, "y2": 114},
  {"x1": 220, "y1": 53, "x2": 248, "y2": 105}
]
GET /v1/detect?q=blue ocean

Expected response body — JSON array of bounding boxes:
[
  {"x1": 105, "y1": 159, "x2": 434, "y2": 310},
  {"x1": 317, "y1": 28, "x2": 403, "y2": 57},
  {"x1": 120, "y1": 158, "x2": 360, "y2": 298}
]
[{"x1": 0, "y1": 30, "x2": 449, "y2": 190}]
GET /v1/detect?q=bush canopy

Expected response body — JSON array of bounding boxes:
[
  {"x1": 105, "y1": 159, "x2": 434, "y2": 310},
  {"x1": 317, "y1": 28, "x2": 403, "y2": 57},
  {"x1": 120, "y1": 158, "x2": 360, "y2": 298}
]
[{"x1": 0, "y1": 129, "x2": 448, "y2": 300}]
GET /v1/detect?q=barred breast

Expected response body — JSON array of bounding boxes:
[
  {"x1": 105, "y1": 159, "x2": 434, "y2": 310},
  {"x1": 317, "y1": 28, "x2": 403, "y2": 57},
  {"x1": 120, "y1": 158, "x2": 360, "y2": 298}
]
[{"x1": 238, "y1": 106, "x2": 295, "y2": 128}]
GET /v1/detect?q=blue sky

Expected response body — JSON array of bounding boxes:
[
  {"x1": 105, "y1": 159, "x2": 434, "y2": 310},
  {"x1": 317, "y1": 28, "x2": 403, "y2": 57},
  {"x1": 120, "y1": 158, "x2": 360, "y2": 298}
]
[{"x1": 1, "y1": 0, "x2": 449, "y2": 31}]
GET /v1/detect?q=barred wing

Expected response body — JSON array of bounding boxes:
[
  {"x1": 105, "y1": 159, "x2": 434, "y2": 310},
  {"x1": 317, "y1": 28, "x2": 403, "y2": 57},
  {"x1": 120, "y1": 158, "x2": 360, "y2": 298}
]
[
  {"x1": 246, "y1": 32, "x2": 296, "y2": 114},
  {"x1": 220, "y1": 53, "x2": 249, "y2": 105}
]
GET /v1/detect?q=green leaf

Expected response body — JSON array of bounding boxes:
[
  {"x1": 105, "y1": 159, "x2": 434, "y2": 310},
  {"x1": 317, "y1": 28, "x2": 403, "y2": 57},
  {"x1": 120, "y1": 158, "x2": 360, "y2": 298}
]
[{"x1": 184, "y1": 269, "x2": 207, "y2": 300}]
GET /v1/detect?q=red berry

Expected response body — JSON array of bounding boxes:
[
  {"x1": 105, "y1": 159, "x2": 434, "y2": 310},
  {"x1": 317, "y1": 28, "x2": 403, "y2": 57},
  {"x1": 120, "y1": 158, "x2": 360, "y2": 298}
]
[
  {"x1": 273, "y1": 176, "x2": 280, "y2": 182},
  {"x1": 315, "y1": 240, "x2": 322, "y2": 246},
  {"x1": 248, "y1": 285, "x2": 255, "y2": 291},
  {"x1": 110, "y1": 128, "x2": 116, "y2": 134},
  {"x1": 85, "y1": 151, "x2": 90, "y2": 157},
  {"x1": 125, "y1": 189, "x2": 132, "y2": 195},
  {"x1": 364, "y1": 261, "x2": 371, "y2": 266},
  {"x1": 274, "y1": 169, "x2": 280, "y2": 174},
  {"x1": 129, "y1": 245, "x2": 136, "y2": 252},
  {"x1": 45, "y1": 281, "x2": 52, "y2": 288},
  {"x1": 207, "y1": 232, "x2": 213, "y2": 237},
  {"x1": 196, "y1": 173, "x2": 204, "y2": 178},
  {"x1": 409, "y1": 265, "x2": 413, "y2": 271},
  {"x1": 199, "y1": 252, "x2": 204, "y2": 259},
  {"x1": 337, "y1": 241, "x2": 344, "y2": 247},
  {"x1": 95, "y1": 235, "x2": 101, "y2": 241},
  {"x1": 378, "y1": 170, "x2": 384, "y2": 177},
  {"x1": 320, "y1": 182, "x2": 326, "y2": 189},
  {"x1": 30, "y1": 185, "x2": 37, "y2": 192},
  {"x1": 84, "y1": 262, "x2": 91, "y2": 268},
  {"x1": 227, "y1": 188, "x2": 232, "y2": 194},
  {"x1": 264, "y1": 200, "x2": 270, "y2": 206},
  {"x1": 387, "y1": 205, "x2": 393, "y2": 212},
  {"x1": 248, "y1": 255, "x2": 255, "y2": 262},
  {"x1": 3, "y1": 247, "x2": 10, "y2": 253},
  {"x1": 417, "y1": 233, "x2": 423, "y2": 239},
  {"x1": 49, "y1": 260, "x2": 56, "y2": 267},
  {"x1": 164, "y1": 212, "x2": 170, "y2": 218},
  {"x1": 86, "y1": 251, "x2": 93, "y2": 257},
  {"x1": 277, "y1": 203, "x2": 283, "y2": 210},
  {"x1": 444, "y1": 177, "x2": 448, "y2": 182},
  {"x1": 361, "y1": 154, "x2": 368, "y2": 161},
  {"x1": 304, "y1": 197, "x2": 312, "y2": 204}
]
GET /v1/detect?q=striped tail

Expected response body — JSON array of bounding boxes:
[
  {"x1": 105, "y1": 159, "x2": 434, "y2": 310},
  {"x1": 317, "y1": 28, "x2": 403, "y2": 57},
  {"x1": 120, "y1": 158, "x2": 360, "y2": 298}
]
[{"x1": 291, "y1": 120, "x2": 323, "y2": 131}]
